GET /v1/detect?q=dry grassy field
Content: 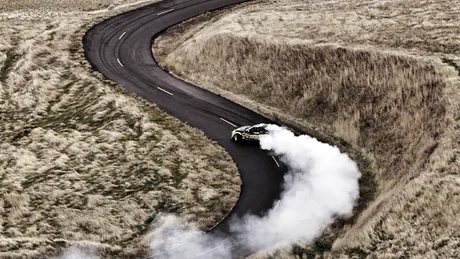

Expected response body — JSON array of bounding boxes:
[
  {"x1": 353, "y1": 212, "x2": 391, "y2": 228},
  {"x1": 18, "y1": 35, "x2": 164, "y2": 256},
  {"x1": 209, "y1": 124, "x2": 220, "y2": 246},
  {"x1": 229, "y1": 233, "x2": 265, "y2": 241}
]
[
  {"x1": 0, "y1": 1, "x2": 240, "y2": 258},
  {"x1": 0, "y1": 0, "x2": 150, "y2": 12},
  {"x1": 154, "y1": 0, "x2": 460, "y2": 257}
]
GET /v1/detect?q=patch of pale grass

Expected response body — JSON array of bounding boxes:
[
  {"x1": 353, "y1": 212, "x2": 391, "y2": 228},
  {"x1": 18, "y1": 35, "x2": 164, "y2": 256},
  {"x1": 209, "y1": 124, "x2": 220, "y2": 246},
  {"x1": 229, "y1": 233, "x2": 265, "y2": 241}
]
[
  {"x1": 153, "y1": 0, "x2": 460, "y2": 257},
  {"x1": 160, "y1": 34, "x2": 446, "y2": 182},
  {"x1": 0, "y1": 1, "x2": 240, "y2": 258},
  {"x1": 172, "y1": 0, "x2": 460, "y2": 57},
  {"x1": 0, "y1": 0, "x2": 154, "y2": 12}
]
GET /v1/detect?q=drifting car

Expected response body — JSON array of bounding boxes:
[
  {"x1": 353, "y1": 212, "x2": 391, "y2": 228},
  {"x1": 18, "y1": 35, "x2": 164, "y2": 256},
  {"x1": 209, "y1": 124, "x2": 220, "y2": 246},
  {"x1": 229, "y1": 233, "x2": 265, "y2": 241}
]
[{"x1": 231, "y1": 123, "x2": 269, "y2": 143}]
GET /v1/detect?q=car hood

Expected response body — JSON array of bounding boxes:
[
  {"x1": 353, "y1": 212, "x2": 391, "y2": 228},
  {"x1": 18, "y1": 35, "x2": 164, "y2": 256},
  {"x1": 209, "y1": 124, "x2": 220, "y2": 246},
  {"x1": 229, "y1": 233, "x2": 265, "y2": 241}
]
[{"x1": 233, "y1": 126, "x2": 250, "y2": 133}]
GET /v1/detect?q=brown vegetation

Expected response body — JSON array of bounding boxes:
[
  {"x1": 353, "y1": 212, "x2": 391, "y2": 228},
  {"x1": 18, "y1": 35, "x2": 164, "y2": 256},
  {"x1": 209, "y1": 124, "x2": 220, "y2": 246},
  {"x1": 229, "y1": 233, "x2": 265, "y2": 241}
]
[
  {"x1": 0, "y1": 1, "x2": 240, "y2": 258},
  {"x1": 0, "y1": 0, "x2": 149, "y2": 12},
  {"x1": 153, "y1": 0, "x2": 460, "y2": 257}
]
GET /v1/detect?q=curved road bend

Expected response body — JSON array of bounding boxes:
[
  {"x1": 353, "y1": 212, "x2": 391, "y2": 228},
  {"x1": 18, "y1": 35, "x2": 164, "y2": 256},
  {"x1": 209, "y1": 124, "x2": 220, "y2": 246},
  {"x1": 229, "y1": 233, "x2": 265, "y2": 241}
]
[{"x1": 84, "y1": 0, "x2": 286, "y2": 257}]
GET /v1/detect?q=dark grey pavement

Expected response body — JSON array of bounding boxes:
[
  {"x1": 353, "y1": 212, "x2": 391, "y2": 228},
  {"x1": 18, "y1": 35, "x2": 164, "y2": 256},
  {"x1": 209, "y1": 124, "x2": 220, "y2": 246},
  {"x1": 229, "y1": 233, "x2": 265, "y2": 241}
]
[{"x1": 83, "y1": 1, "x2": 286, "y2": 257}]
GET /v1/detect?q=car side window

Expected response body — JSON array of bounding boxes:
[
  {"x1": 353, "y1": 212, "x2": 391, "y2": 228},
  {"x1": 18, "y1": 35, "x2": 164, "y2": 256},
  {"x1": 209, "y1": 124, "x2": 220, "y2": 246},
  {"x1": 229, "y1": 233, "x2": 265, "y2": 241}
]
[
  {"x1": 247, "y1": 126, "x2": 267, "y2": 134},
  {"x1": 253, "y1": 127, "x2": 262, "y2": 134}
]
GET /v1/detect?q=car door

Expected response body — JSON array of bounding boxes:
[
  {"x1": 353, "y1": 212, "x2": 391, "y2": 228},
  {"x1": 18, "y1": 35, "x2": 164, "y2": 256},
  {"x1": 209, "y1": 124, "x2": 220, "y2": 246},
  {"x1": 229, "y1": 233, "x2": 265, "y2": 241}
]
[
  {"x1": 251, "y1": 127, "x2": 262, "y2": 140},
  {"x1": 243, "y1": 127, "x2": 255, "y2": 140}
]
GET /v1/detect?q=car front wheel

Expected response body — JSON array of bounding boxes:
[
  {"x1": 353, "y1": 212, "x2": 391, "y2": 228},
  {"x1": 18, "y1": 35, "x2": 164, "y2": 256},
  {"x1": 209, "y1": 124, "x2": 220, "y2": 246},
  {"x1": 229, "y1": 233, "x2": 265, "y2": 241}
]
[{"x1": 233, "y1": 134, "x2": 242, "y2": 142}]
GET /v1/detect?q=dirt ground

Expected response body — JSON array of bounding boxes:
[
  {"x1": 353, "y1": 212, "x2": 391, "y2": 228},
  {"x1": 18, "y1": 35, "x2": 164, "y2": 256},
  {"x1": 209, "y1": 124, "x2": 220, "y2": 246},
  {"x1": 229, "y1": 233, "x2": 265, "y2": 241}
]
[
  {"x1": 153, "y1": 0, "x2": 460, "y2": 257},
  {"x1": 0, "y1": 1, "x2": 240, "y2": 258}
]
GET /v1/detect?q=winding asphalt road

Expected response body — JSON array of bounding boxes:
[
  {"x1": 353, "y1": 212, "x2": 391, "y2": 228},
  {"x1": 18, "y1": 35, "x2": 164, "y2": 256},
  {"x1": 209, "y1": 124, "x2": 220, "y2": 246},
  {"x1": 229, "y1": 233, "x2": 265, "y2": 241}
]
[{"x1": 83, "y1": 0, "x2": 286, "y2": 257}]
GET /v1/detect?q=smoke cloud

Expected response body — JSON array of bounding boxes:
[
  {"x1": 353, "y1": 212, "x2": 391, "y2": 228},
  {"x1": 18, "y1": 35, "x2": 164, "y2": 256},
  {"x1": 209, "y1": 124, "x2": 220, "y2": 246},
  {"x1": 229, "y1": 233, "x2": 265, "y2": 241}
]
[
  {"x1": 59, "y1": 246, "x2": 98, "y2": 259},
  {"x1": 145, "y1": 215, "x2": 232, "y2": 259},
  {"x1": 146, "y1": 125, "x2": 361, "y2": 258},
  {"x1": 60, "y1": 125, "x2": 361, "y2": 258},
  {"x1": 233, "y1": 125, "x2": 361, "y2": 251}
]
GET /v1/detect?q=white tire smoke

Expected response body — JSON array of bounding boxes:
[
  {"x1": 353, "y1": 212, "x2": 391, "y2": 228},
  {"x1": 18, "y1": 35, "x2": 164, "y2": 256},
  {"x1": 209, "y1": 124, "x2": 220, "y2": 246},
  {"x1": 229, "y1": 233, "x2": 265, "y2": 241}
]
[
  {"x1": 232, "y1": 125, "x2": 361, "y2": 251},
  {"x1": 62, "y1": 125, "x2": 361, "y2": 258}
]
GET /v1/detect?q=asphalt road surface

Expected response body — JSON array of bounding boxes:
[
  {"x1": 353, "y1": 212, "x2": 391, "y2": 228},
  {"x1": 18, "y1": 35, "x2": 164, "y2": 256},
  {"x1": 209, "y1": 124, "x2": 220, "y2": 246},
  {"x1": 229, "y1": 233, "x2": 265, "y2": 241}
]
[{"x1": 83, "y1": 0, "x2": 286, "y2": 257}]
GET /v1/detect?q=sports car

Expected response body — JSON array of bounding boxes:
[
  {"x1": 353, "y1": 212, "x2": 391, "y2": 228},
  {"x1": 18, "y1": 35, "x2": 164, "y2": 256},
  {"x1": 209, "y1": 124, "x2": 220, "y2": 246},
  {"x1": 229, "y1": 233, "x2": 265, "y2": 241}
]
[{"x1": 231, "y1": 123, "x2": 269, "y2": 142}]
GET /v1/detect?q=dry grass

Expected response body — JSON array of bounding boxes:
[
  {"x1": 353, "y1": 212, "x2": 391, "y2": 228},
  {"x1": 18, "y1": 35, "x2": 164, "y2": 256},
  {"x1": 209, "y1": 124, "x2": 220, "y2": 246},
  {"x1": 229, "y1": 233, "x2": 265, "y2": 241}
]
[
  {"x1": 153, "y1": 0, "x2": 460, "y2": 257},
  {"x1": 0, "y1": 0, "x2": 150, "y2": 12},
  {"x1": 0, "y1": 1, "x2": 240, "y2": 258}
]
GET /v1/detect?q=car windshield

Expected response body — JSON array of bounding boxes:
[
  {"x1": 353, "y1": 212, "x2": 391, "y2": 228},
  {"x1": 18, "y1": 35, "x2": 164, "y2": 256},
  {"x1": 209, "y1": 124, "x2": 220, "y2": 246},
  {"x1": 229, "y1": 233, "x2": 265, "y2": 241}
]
[{"x1": 247, "y1": 125, "x2": 267, "y2": 134}]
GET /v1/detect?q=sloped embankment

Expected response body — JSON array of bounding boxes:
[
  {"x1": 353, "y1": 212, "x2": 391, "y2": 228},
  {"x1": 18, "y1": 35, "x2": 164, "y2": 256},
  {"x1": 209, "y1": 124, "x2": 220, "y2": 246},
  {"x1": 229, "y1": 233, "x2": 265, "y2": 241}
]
[{"x1": 153, "y1": 11, "x2": 460, "y2": 256}]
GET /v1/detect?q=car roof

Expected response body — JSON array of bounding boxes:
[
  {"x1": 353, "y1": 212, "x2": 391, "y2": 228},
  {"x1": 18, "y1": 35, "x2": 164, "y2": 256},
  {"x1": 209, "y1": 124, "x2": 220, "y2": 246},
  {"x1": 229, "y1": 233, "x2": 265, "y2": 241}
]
[{"x1": 251, "y1": 123, "x2": 268, "y2": 128}]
